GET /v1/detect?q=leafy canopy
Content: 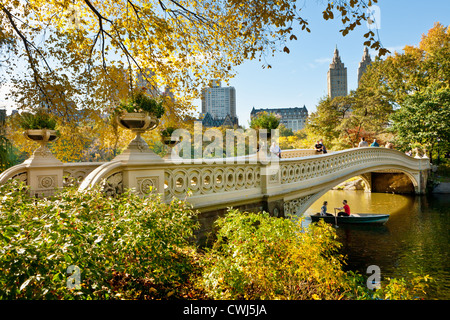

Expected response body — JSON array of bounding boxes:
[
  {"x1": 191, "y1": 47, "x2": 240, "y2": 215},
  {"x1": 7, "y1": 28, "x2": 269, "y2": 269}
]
[
  {"x1": 1, "y1": 0, "x2": 386, "y2": 114},
  {"x1": 250, "y1": 111, "x2": 281, "y2": 130}
]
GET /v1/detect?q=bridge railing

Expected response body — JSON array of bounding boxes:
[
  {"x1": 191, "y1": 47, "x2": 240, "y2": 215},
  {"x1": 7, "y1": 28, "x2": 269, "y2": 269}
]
[{"x1": 0, "y1": 146, "x2": 430, "y2": 213}]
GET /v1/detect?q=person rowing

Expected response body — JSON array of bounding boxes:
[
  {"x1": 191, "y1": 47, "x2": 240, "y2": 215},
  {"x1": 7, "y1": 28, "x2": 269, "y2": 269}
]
[{"x1": 335, "y1": 200, "x2": 351, "y2": 217}]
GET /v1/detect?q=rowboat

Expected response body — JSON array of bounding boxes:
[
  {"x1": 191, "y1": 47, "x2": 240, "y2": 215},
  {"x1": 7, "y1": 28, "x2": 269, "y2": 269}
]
[{"x1": 310, "y1": 213, "x2": 390, "y2": 225}]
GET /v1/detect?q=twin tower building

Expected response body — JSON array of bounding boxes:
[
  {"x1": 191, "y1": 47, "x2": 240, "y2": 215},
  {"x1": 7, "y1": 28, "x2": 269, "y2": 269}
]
[{"x1": 327, "y1": 46, "x2": 372, "y2": 99}]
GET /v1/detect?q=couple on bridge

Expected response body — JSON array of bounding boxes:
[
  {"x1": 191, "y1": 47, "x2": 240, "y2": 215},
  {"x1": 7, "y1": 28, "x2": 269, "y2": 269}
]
[{"x1": 320, "y1": 200, "x2": 350, "y2": 217}]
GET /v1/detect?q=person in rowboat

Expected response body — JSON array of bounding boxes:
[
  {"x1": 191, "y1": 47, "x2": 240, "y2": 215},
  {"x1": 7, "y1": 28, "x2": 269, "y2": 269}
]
[
  {"x1": 335, "y1": 200, "x2": 351, "y2": 217},
  {"x1": 320, "y1": 201, "x2": 333, "y2": 216}
]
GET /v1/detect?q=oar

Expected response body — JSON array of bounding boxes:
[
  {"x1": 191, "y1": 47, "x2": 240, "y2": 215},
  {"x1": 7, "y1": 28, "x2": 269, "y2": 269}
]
[{"x1": 334, "y1": 208, "x2": 338, "y2": 228}]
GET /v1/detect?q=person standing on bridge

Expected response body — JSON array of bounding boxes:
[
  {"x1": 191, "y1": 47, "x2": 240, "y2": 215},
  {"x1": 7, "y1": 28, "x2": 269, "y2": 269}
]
[
  {"x1": 270, "y1": 141, "x2": 281, "y2": 158},
  {"x1": 370, "y1": 139, "x2": 380, "y2": 147},
  {"x1": 335, "y1": 200, "x2": 351, "y2": 217},
  {"x1": 358, "y1": 137, "x2": 369, "y2": 147}
]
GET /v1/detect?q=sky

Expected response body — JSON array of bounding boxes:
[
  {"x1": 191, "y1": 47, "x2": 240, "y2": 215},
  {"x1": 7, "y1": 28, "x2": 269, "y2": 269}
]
[
  {"x1": 192, "y1": 0, "x2": 450, "y2": 127},
  {"x1": 1, "y1": 0, "x2": 450, "y2": 127}
]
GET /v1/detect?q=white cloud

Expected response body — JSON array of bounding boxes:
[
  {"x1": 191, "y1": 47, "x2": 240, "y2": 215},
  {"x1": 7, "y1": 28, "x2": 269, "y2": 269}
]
[
  {"x1": 314, "y1": 57, "x2": 332, "y2": 64},
  {"x1": 308, "y1": 57, "x2": 331, "y2": 69}
]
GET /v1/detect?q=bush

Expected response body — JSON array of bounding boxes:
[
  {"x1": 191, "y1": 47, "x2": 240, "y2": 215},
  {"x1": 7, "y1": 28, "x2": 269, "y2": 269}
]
[
  {"x1": 249, "y1": 112, "x2": 281, "y2": 130},
  {"x1": 18, "y1": 110, "x2": 57, "y2": 130},
  {"x1": 199, "y1": 210, "x2": 353, "y2": 299},
  {"x1": 0, "y1": 180, "x2": 201, "y2": 299},
  {"x1": 199, "y1": 210, "x2": 432, "y2": 300},
  {"x1": 0, "y1": 181, "x2": 431, "y2": 300}
]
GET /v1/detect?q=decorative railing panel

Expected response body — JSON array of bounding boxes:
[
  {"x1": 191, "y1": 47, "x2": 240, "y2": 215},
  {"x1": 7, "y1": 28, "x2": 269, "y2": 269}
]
[{"x1": 164, "y1": 163, "x2": 262, "y2": 200}]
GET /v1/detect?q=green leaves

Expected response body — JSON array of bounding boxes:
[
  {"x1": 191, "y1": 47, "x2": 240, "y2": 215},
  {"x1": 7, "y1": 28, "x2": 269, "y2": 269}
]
[
  {"x1": 201, "y1": 210, "x2": 350, "y2": 299},
  {"x1": 116, "y1": 89, "x2": 165, "y2": 118},
  {"x1": 17, "y1": 110, "x2": 58, "y2": 130},
  {"x1": 249, "y1": 111, "x2": 281, "y2": 130},
  {"x1": 0, "y1": 181, "x2": 199, "y2": 299},
  {"x1": 390, "y1": 87, "x2": 450, "y2": 155}
]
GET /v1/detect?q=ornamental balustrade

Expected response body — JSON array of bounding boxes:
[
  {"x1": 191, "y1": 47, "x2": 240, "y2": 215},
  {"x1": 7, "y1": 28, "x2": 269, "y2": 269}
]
[{"x1": 0, "y1": 145, "x2": 430, "y2": 216}]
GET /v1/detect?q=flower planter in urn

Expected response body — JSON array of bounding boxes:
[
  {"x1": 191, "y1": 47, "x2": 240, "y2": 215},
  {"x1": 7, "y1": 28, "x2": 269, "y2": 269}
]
[
  {"x1": 18, "y1": 111, "x2": 62, "y2": 165},
  {"x1": 112, "y1": 89, "x2": 165, "y2": 162},
  {"x1": 115, "y1": 112, "x2": 159, "y2": 133}
]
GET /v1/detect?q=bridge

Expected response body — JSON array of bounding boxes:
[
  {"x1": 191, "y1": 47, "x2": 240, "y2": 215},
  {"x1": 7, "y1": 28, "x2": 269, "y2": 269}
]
[{"x1": 0, "y1": 137, "x2": 430, "y2": 243}]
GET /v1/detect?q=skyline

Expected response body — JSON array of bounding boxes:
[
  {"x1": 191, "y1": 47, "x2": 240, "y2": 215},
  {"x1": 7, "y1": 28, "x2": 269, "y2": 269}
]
[{"x1": 192, "y1": 0, "x2": 450, "y2": 127}]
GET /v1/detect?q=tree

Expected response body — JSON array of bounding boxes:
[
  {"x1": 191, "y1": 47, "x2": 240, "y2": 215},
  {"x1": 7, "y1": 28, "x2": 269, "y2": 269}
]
[
  {"x1": 306, "y1": 87, "x2": 393, "y2": 150},
  {"x1": 308, "y1": 23, "x2": 450, "y2": 151},
  {"x1": 390, "y1": 87, "x2": 450, "y2": 162},
  {"x1": 358, "y1": 23, "x2": 450, "y2": 106},
  {"x1": 1, "y1": 0, "x2": 388, "y2": 161},
  {"x1": 0, "y1": 0, "x2": 387, "y2": 111},
  {"x1": 358, "y1": 23, "x2": 450, "y2": 159},
  {"x1": 306, "y1": 95, "x2": 353, "y2": 149}
]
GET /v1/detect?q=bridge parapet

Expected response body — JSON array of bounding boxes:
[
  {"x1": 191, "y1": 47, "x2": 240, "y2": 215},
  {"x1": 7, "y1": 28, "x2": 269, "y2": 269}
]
[
  {"x1": 276, "y1": 148, "x2": 430, "y2": 216},
  {"x1": 1, "y1": 147, "x2": 430, "y2": 216}
]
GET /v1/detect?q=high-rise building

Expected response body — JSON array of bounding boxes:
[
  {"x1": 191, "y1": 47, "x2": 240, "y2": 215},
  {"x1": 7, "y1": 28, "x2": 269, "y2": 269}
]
[
  {"x1": 327, "y1": 47, "x2": 348, "y2": 100},
  {"x1": 357, "y1": 47, "x2": 372, "y2": 86},
  {"x1": 250, "y1": 106, "x2": 308, "y2": 132},
  {"x1": 201, "y1": 80, "x2": 236, "y2": 119}
]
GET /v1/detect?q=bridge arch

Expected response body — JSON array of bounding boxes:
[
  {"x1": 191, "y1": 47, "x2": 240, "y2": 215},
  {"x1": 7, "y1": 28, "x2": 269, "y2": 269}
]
[{"x1": 281, "y1": 163, "x2": 424, "y2": 217}]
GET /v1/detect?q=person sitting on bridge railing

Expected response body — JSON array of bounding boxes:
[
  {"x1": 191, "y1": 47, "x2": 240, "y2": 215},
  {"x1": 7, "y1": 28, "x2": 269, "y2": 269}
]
[
  {"x1": 335, "y1": 200, "x2": 351, "y2": 217},
  {"x1": 315, "y1": 140, "x2": 323, "y2": 153},
  {"x1": 320, "y1": 139, "x2": 328, "y2": 154}
]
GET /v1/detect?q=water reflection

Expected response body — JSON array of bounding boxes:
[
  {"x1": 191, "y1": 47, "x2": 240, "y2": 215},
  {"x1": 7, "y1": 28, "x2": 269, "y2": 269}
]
[{"x1": 303, "y1": 190, "x2": 450, "y2": 300}]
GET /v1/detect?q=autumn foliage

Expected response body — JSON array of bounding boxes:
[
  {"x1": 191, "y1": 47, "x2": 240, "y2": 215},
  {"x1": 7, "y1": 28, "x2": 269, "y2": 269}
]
[{"x1": 0, "y1": 180, "x2": 431, "y2": 300}]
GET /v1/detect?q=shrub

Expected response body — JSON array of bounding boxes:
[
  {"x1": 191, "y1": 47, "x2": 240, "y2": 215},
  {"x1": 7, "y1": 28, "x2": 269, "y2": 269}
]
[
  {"x1": 18, "y1": 110, "x2": 58, "y2": 130},
  {"x1": 249, "y1": 112, "x2": 281, "y2": 130},
  {"x1": 199, "y1": 210, "x2": 353, "y2": 299},
  {"x1": 0, "y1": 180, "x2": 201, "y2": 299},
  {"x1": 0, "y1": 180, "x2": 431, "y2": 300},
  {"x1": 199, "y1": 210, "x2": 432, "y2": 300},
  {"x1": 115, "y1": 89, "x2": 165, "y2": 118}
]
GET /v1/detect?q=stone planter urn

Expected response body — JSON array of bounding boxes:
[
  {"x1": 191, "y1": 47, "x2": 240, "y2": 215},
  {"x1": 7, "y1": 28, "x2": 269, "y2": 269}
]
[
  {"x1": 24, "y1": 129, "x2": 59, "y2": 143},
  {"x1": 24, "y1": 129, "x2": 60, "y2": 160},
  {"x1": 163, "y1": 136, "x2": 180, "y2": 148},
  {"x1": 114, "y1": 112, "x2": 162, "y2": 162},
  {"x1": 115, "y1": 112, "x2": 158, "y2": 151},
  {"x1": 162, "y1": 136, "x2": 181, "y2": 161},
  {"x1": 115, "y1": 112, "x2": 158, "y2": 132}
]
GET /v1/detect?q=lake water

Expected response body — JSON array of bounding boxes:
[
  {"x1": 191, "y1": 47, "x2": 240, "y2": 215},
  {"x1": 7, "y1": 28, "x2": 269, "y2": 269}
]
[{"x1": 304, "y1": 190, "x2": 450, "y2": 300}]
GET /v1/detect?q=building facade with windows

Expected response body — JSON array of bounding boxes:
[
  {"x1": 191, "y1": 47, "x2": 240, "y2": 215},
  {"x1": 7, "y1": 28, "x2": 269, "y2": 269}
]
[
  {"x1": 250, "y1": 106, "x2": 308, "y2": 132},
  {"x1": 327, "y1": 47, "x2": 348, "y2": 100},
  {"x1": 201, "y1": 80, "x2": 238, "y2": 127},
  {"x1": 357, "y1": 47, "x2": 372, "y2": 87}
]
